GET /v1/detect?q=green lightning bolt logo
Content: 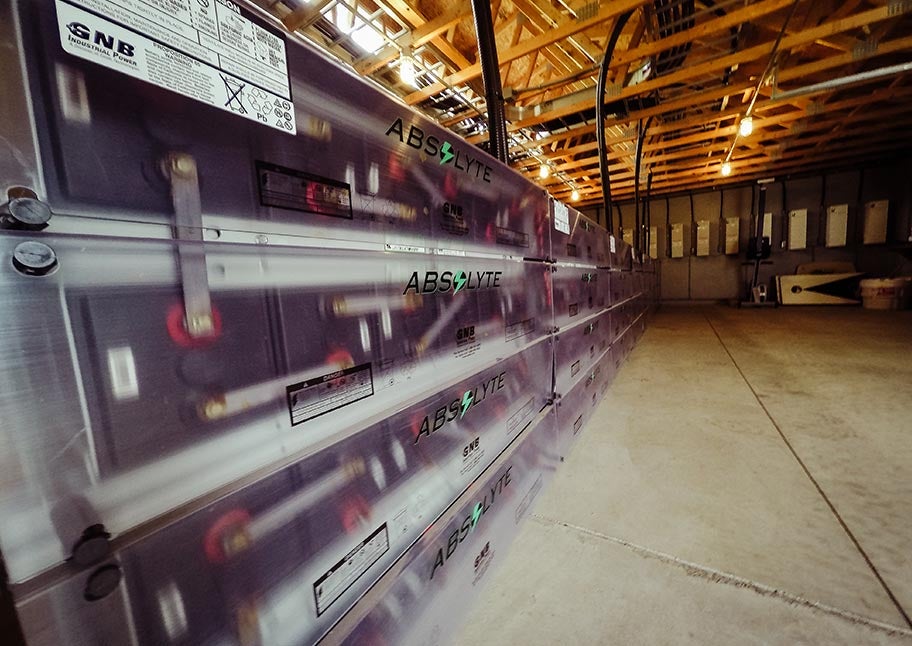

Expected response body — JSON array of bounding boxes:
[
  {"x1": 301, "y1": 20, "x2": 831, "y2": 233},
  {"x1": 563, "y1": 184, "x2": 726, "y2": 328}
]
[
  {"x1": 452, "y1": 270, "x2": 467, "y2": 294},
  {"x1": 460, "y1": 390, "x2": 474, "y2": 418},
  {"x1": 471, "y1": 502, "x2": 483, "y2": 528},
  {"x1": 440, "y1": 141, "x2": 455, "y2": 165}
]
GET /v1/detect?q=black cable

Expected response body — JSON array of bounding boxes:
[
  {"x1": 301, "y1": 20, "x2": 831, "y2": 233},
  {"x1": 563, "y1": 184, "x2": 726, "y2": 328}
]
[
  {"x1": 646, "y1": 171, "x2": 654, "y2": 257},
  {"x1": 471, "y1": 0, "x2": 508, "y2": 162},
  {"x1": 633, "y1": 116, "x2": 653, "y2": 257},
  {"x1": 596, "y1": 11, "x2": 633, "y2": 233}
]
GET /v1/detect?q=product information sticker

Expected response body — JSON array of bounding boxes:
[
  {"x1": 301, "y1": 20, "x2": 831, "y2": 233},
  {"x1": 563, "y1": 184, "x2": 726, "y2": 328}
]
[
  {"x1": 55, "y1": 0, "x2": 296, "y2": 133},
  {"x1": 553, "y1": 200, "x2": 570, "y2": 235},
  {"x1": 313, "y1": 523, "x2": 389, "y2": 616}
]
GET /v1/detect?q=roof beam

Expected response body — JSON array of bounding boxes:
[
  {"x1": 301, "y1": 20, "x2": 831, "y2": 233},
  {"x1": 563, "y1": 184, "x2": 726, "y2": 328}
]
[
  {"x1": 353, "y1": 2, "x2": 473, "y2": 75},
  {"x1": 403, "y1": 0, "x2": 652, "y2": 105},
  {"x1": 511, "y1": 3, "x2": 908, "y2": 131}
]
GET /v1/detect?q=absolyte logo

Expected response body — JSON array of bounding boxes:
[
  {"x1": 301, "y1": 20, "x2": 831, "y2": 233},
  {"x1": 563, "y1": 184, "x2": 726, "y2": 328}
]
[
  {"x1": 439, "y1": 141, "x2": 455, "y2": 165},
  {"x1": 414, "y1": 371, "x2": 506, "y2": 444},
  {"x1": 430, "y1": 466, "x2": 513, "y2": 579},
  {"x1": 385, "y1": 118, "x2": 493, "y2": 183},
  {"x1": 460, "y1": 390, "x2": 474, "y2": 418},
  {"x1": 403, "y1": 270, "x2": 502, "y2": 295}
]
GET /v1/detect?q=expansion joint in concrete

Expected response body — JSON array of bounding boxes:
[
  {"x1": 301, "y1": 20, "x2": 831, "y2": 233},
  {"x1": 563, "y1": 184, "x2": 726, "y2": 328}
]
[
  {"x1": 702, "y1": 313, "x2": 912, "y2": 630},
  {"x1": 531, "y1": 513, "x2": 912, "y2": 639}
]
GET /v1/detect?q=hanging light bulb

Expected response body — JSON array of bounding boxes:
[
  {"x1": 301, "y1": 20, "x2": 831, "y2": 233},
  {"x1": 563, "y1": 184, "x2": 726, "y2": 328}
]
[
  {"x1": 539, "y1": 164, "x2": 550, "y2": 179},
  {"x1": 570, "y1": 189, "x2": 580, "y2": 202},
  {"x1": 721, "y1": 161, "x2": 732, "y2": 176},
  {"x1": 739, "y1": 116, "x2": 753, "y2": 137},
  {"x1": 399, "y1": 53, "x2": 417, "y2": 87}
]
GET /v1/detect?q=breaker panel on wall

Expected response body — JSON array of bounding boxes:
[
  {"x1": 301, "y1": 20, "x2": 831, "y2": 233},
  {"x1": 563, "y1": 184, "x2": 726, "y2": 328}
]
[{"x1": 0, "y1": 1, "x2": 656, "y2": 644}]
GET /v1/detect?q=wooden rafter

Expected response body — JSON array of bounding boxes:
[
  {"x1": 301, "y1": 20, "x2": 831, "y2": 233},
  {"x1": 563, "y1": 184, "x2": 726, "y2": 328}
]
[{"x1": 265, "y1": 0, "x2": 912, "y2": 204}]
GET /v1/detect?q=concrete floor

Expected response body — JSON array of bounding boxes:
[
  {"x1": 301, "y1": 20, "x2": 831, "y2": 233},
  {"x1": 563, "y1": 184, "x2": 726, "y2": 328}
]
[{"x1": 456, "y1": 306, "x2": 912, "y2": 645}]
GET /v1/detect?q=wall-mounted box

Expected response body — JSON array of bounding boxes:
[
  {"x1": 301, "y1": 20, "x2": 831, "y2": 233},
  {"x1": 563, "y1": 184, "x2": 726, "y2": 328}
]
[
  {"x1": 863, "y1": 200, "x2": 888, "y2": 244},
  {"x1": 622, "y1": 227, "x2": 634, "y2": 247},
  {"x1": 648, "y1": 226, "x2": 658, "y2": 259},
  {"x1": 825, "y1": 204, "x2": 848, "y2": 247},
  {"x1": 724, "y1": 217, "x2": 740, "y2": 255},
  {"x1": 695, "y1": 220, "x2": 710, "y2": 257},
  {"x1": 762, "y1": 212, "x2": 773, "y2": 240},
  {"x1": 670, "y1": 223, "x2": 684, "y2": 258},
  {"x1": 788, "y1": 208, "x2": 808, "y2": 250}
]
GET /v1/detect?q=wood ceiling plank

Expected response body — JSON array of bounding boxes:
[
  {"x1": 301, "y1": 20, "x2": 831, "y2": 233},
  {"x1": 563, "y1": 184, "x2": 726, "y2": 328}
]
[
  {"x1": 639, "y1": 135, "x2": 912, "y2": 190},
  {"x1": 509, "y1": 4, "x2": 587, "y2": 81},
  {"x1": 508, "y1": 3, "x2": 908, "y2": 130},
  {"x1": 524, "y1": 81, "x2": 912, "y2": 170},
  {"x1": 381, "y1": 0, "x2": 474, "y2": 75},
  {"x1": 353, "y1": 2, "x2": 472, "y2": 74},
  {"x1": 555, "y1": 120, "x2": 912, "y2": 197},
  {"x1": 503, "y1": 0, "x2": 789, "y2": 105},
  {"x1": 535, "y1": 108, "x2": 912, "y2": 188},
  {"x1": 501, "y1": 15, "x2": 527, "y2": 87},
  {"x1": 609, "y1": 0, "x2": 794, "y2": 71},
  {"x1": 282, "y1": 0, "x2": 335, "y2": 31},
  {"x1": 516, "y1": 0, "x2": 603, "y2": 63},
  {"x1": 511, "y1": 27, "x2": 912, "y2": 137},
  {"x1": 567, "y1": 139, "x2": 912, "y2": 203},
  {"x1": 402, "y1": 0, "x2": 652, "y2": 105}
]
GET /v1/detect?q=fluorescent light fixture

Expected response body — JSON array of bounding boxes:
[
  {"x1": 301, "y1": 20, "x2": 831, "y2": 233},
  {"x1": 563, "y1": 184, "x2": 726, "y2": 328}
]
[
  {"x1": 571, "y1": 189, "x2": 580, "y2": 202},
  {"x1": 721, "y1": 161, "x2": 732, "y2": 176},
  {"x1": 539, "y1": 164, "x2": 550, "y2": 179},
  {"x1": 739, "y1": 116, "x2": 753, "y2": 137},
  {"x1": 399, "y1": 54, "x2": 417, "y2": 87}
]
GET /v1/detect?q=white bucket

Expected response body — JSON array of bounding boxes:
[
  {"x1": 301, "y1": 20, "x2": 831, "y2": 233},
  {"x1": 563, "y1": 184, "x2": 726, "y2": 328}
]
[{"x1": 860, "y1": 278, "x2": 910, "y2": 310}]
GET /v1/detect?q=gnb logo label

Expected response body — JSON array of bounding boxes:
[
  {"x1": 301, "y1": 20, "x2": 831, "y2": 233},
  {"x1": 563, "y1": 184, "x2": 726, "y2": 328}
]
[{"x1": 66, "y1": 22, "x2": 135, "y2": 58}]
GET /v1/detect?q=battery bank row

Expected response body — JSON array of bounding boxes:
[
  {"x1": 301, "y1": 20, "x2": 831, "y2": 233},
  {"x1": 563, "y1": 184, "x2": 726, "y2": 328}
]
[{"x1": 0, "y1": 1, "x2": 658, "y2": 642}]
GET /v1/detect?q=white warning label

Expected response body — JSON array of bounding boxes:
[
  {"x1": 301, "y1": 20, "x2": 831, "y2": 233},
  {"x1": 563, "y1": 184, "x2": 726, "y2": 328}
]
[
  {"x1": 313, "y1": 523, "x2": 389, "y2": 616},
  {"x1": 286, "y1": 363, "x2": 374, "y2": 427},
  {"x1": 554, "y1": 200, "x2": 570, "y2": 235},
  {"x1": 55, "y1": 0, "x2": 295, "y2": 133}
]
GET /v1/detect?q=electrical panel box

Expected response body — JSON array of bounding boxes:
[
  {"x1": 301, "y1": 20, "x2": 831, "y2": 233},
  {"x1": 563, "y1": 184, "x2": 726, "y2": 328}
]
[
  {"x1": 724, "y1": 217, "x2": 740, "y2": 254},
  {"x1": 648, "y1": 226, "x2": 658, "y2": 259},
  {"x1": 762, "y1": 212, "x2": 773, "y2": 240},
  {"x1": 670, "y1": 223, "x2": 685, "y2": 258},
  {"x1": 788, "y1": 208, "x2": 808, "y2": 250},
  {"x1": 695, "y1": 220, "x2": 711, "y2": 257},
  {"x1": 826, "y1": 204, "x2": 849, "y2": 247},
  {"x1": 622, "y1": 227, "x2": 634, "y2": 247},
  {"x1": 863, "y1": 200, "x2": 889, "y2": 244}
]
